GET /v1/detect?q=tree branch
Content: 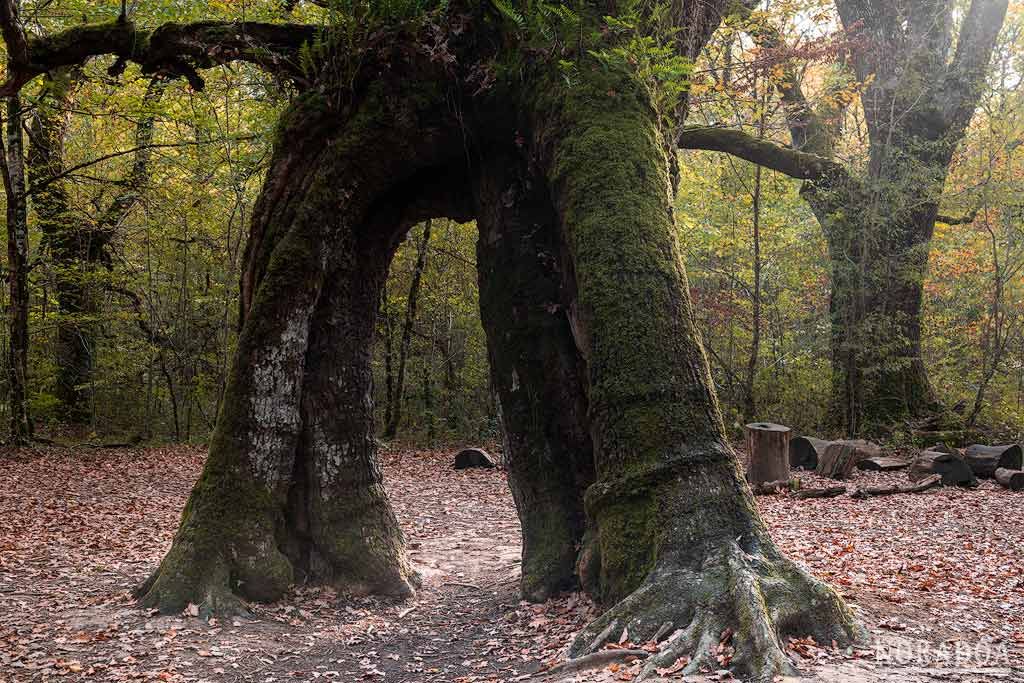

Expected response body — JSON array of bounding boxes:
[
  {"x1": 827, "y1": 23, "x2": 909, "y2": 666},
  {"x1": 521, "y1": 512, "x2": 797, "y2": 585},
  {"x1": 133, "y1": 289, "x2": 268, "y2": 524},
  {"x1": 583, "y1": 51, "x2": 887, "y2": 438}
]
[
  {"x1": 0, "y1": 18, "x2": 317, "y2": 96},
  {"x1": 944, "y1": 0, "x2": 1010, "y2": 133},
  {"x1": 935, "y1": 208, "x2": 979, "y2": 226},
  {"x1": 28, "y1": 136, "x2": 256, "y2": 196},
  {"x1": 0, "y1": 0, "x2": 28, "y2": 67},
  {"x1": 677, "y1": 125, "x2": 846, "y2": 181}
]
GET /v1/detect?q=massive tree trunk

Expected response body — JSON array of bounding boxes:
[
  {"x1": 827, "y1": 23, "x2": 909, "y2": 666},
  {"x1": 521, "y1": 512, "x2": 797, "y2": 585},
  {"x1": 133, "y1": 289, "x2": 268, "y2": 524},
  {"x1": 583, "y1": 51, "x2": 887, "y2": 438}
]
[
  {"x1": 528, "y1": 62, "x2": 860, "y2": 679},
  {"x1": 681, "y1": 0, "x2": 1008, "y2": 435},
  {"x1": 138, "y1": 67, "x2": 466, "y2": 612},
  {"x1": 804, "y1": 181, "x2": 945, "y2": 433},
  {"x1": 806, "y1": 0, "x2": 1006, "y2": 433},
  {"x1": 476, "y1": 151, "x2": 595, "y2": 602}
]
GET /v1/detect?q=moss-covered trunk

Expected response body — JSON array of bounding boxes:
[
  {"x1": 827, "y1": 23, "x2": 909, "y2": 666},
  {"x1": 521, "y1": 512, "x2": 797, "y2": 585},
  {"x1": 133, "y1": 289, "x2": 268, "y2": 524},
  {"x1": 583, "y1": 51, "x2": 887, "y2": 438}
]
[
  {"x1": 528, "y1": 63, "x2": 861, "y2": 680},
  {"x1": 475, "y1": 151, "x2": 595, "y2": 602}
]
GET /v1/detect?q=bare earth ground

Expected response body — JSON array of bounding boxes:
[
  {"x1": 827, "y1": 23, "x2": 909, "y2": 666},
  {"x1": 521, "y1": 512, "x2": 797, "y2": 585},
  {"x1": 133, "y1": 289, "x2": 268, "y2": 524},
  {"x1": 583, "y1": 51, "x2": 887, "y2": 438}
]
[{"x1": 0, "y1": 446, "x2": 1021, "y2": 683}]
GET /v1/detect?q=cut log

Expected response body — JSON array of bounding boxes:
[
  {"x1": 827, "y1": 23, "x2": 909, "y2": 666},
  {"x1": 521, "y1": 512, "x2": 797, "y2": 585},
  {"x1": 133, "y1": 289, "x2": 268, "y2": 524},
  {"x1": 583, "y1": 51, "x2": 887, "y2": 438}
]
[
  {"x1": 964, "y1": 444, "x2": 1023, "y2": 479},
  {"x1": 995, "y1": 468, "x2": 1024, "y2": 491},
  {"x1": 453, "y1": 447, "x2": 495, "y2": 469},
  {"x1": 856, "y1": 456, "x2": 911, "y2": 472},
  {"x1": 909, "y1": 449, "x2": 976, "y2": 487},
  {"x1": 792, "y1": 486, "x2": 846, "y2": 500},
  {"x1": 790, "y1": 436, "x2": 829, "y2": 470},
  {"x1": 851, "y1": 474, "x2": 941, "y2": 498},
  {"x1": 793, "y1": 437, "x2": 884, "y2": 475},
  {"x1": 816, "y1": 442, "x2": 863, "y2": 480},
  {"x1": 744, "y1": 422, "x2": 791, "y2": 486}
]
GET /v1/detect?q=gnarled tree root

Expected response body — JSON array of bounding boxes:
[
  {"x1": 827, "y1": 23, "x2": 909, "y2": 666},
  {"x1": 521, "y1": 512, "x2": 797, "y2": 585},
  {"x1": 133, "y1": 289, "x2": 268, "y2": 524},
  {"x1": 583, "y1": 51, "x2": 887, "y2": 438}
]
[{"x1": 570, "y1": 540, "x2": 863, "y2": 682}]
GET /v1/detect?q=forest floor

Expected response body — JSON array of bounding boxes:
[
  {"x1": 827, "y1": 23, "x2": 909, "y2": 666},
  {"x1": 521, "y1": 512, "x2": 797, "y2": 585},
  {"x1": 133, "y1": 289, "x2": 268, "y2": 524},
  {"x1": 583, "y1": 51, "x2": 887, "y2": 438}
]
[{"x1": 0, "y1": 445, "x2": 1021, "y2": 683}]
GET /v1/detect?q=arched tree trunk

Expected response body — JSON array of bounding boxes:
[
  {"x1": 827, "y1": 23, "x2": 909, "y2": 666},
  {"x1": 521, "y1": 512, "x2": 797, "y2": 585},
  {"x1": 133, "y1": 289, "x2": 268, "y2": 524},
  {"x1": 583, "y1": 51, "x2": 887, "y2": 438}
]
[
  {"x1": 528, "y1": 63, "x2": 861, "y2": 680},
  {"x1": 476, "y1": 151, "x2": 596, "y2": 602},
  {"x1": 138, "y1": 73, "x2": 464, "y2": 612}
]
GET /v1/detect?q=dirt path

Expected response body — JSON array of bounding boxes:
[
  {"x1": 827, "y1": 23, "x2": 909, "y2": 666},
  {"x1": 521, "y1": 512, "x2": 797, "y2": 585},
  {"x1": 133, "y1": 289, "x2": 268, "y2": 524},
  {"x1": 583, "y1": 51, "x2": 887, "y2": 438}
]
[{"x1": 0, "y1": 446, "x2": 1021, "y2": 682}]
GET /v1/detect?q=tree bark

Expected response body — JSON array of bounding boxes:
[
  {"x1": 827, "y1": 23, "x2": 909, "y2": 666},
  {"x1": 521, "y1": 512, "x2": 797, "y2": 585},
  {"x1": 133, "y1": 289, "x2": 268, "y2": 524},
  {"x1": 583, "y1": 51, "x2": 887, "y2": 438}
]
[
  {"x1": 476, "y1": 151, "x2": 595, "y2": 602},
  {"x1": 994, "y1": 467, "x2": 1024, "y2": 491},
  {"x1": 963, "y1": 444, "x2": 1023, "y2": 478},
  {"x1": 530, "y1": 60, "x2": 860, "y2": 679},
  {"x1": 909, "y1": 448, "x2": 977, "y2": 487},
  {"x1": 3, "y1": 93, "x2": 30, "y2": 444}
]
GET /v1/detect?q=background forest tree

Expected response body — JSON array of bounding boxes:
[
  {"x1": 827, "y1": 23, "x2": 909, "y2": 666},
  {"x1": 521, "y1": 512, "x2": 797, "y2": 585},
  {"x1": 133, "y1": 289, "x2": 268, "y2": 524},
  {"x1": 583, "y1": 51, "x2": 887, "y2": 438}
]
[{"x1": 0, "y1": 0, "x2": 1021, "y2": 448}]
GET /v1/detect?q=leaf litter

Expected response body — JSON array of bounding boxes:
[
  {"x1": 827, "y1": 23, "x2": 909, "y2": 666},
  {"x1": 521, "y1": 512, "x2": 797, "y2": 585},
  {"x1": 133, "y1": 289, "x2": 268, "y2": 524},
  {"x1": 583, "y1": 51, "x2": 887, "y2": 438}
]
[{"x1": 0, "y1": 446, "x2": 1020, "y2": 682}]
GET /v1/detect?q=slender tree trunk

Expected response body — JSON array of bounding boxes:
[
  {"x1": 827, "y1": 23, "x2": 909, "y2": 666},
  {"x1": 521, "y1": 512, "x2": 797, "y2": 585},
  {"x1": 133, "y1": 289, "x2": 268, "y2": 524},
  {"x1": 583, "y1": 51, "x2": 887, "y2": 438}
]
[
  {"x1": 384, "y1": 219, "x2": 431, "y2": 439},
  {"x1": 742, "y1": 164, "x2": 762, "y2": 420},
  {"x1": 4, "y1": 94, "x2": 30, "y2": 444},
  {"x1": 421, "y1": 322, "x2": 435, "y2": 445},
  {"x1": 380, "y1": 282, "x2": 395, "y2": 431},
  {"x1": 27, "y1": 72, "x2": 164, "y2": 423}
]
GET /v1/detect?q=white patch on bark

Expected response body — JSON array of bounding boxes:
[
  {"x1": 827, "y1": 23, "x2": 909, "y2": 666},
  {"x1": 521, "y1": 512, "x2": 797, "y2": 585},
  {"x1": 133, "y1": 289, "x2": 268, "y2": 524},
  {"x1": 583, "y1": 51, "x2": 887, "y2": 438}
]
[
  {"x1": 248, "y1": 308, "x2": 311, "y2": 487},
  {"x1": 309, "y1": 420, "x2": 356, "y2": 498}
]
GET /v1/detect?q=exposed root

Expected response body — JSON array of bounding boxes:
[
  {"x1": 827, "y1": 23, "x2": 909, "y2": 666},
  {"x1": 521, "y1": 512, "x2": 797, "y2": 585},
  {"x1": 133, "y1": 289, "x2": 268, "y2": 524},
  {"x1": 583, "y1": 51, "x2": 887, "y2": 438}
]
[
  {"x1": 543, "y1": 649, "x2": 649, "y2": 677},
  {"x1": 570, "y1": 540, "x2": 863, "y2": 682}
]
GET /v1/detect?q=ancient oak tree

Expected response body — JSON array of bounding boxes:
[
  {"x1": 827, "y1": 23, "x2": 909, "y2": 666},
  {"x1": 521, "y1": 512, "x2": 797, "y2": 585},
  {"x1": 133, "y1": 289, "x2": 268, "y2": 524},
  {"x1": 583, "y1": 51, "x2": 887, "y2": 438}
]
[{"x1": 0, "y1": 1, "x2": 860, "y2": 678}]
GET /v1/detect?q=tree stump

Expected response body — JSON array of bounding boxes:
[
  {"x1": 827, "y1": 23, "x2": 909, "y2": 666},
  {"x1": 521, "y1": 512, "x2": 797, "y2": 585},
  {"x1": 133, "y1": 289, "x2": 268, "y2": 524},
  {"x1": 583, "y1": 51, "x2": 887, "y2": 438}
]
[
  {"x1": 964, "y1": 444, "x2": 1022, "y2": 479},
  {"x1": 909, "y1": 447, "x2": 976, "y2": 487},
  {"x1": 815, "y1": 442, "x2": 864, "y2": 480},
  {"x1": 744, "y1": 423, "x2": 791, "y2": 486},
  {"x1": 790, "y1": 436, "x2": 829, "y2": 470},
  {"x1": 453, "y1": 448, "x2": 496, "y2": 469},
  {"x1": 995, "y1": 468, "x2": 1024, "y2": 491}
]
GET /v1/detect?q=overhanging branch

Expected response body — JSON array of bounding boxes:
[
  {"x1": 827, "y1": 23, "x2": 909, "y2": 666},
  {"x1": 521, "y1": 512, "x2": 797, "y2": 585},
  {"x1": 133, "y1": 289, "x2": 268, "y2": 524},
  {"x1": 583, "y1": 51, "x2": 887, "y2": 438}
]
[
  {"x1": 677, "y1": 125, "x2": 846, "y2": 181},
  {"x1": 0, "y1": 18, "x2": 318, "y2": 96}
]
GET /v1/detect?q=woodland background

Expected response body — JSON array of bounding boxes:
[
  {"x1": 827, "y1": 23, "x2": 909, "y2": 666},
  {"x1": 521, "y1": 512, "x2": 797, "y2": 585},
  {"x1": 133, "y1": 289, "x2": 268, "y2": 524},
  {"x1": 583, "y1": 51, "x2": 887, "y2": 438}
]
[{"x1": 4, "y1": 0, "x2": 1024, "y2": 447}]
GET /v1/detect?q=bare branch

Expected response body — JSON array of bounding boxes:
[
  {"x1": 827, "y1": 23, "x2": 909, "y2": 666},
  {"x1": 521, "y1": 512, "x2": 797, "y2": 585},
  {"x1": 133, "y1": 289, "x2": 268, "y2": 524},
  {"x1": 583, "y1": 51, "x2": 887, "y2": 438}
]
[
  {"x1": 677, "y1": 125, "x2": 846, "y2": 181},
  {"x1": 935, "y1": 208, "x2": 979, "y2": 226},
  {"x1": 28, "y1": 136, "x2": 257, "y2": 196}
]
